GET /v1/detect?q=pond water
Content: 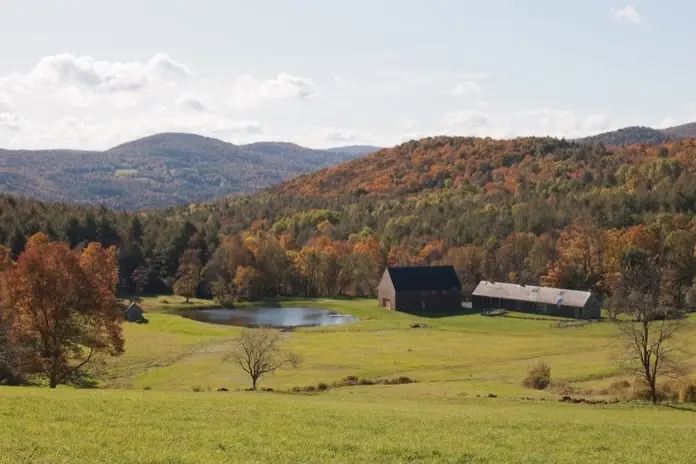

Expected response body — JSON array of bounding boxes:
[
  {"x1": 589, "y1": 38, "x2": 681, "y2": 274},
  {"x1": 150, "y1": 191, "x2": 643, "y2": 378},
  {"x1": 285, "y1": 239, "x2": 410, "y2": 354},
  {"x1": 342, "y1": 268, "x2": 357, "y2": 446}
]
[{"x1": 179, "y1": 307, "x2": 358, "y2": 328}]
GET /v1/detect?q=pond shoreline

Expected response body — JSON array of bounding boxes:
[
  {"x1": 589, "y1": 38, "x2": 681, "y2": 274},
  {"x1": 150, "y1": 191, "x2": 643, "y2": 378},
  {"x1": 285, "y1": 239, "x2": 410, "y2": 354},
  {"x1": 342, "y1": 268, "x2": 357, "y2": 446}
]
[{"x1": 178, "y1": 306, "x2": 359, "y2": 329}]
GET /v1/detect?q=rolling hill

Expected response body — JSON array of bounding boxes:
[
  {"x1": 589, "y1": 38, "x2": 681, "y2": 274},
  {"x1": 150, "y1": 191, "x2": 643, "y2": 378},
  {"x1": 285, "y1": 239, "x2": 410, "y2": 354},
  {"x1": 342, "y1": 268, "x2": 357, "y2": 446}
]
[
  {"x1": 0, "y1": 133, "x2": 364, "y2": 210},
  {"x1": 578, "y1": 121, "x2": 696, "y2": 146}
]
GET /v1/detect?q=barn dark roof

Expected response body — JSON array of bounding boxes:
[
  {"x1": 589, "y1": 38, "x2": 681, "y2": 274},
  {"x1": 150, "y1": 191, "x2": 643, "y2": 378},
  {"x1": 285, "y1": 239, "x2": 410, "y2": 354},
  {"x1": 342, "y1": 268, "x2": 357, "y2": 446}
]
[{"x1": 386, "y1": 266, "x2": 461, "y2": 291}]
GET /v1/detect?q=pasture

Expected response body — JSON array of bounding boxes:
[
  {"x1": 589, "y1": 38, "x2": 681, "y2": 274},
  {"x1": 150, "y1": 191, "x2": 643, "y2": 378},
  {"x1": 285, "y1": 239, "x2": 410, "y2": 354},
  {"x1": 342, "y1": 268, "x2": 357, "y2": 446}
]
[{"x1": 2, "y1": 297, "x2": 696, "y2": 463}]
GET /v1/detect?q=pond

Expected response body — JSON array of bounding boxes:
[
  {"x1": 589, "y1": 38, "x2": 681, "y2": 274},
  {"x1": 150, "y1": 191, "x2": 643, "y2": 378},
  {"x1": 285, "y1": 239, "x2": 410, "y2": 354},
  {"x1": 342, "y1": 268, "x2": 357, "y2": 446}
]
[{"x1": 179, "y1": 307, "x2": 358, "y2": 328}]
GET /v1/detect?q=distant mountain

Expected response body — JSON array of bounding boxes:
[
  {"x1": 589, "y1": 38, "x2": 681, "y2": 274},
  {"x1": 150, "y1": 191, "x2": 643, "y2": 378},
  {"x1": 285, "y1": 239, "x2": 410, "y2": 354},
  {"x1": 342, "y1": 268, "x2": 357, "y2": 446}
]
[
  {"x1": 578, "y1": 122, "x2": 696, "y2": 146},
  {"x1": 325, "y1": 145, "x2": 381, "y2": 156},
  {"x1": 0, "y1": 133, "x2": 364, "y2": 210}
]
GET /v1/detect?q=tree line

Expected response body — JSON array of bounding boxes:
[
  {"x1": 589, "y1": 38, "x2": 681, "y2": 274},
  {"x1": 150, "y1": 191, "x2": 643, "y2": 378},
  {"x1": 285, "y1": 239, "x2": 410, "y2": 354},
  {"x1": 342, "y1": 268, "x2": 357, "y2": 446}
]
[{"x1": 3, "y1": 136, "x2": 696, "y2": 306}]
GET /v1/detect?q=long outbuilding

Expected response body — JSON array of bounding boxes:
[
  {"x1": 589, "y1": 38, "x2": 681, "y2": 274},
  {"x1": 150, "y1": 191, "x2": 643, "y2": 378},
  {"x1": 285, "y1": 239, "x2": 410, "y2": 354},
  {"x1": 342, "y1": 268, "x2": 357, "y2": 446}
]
[{"x1": 471, "y1": 281, "x2": 601, "y2": 319}]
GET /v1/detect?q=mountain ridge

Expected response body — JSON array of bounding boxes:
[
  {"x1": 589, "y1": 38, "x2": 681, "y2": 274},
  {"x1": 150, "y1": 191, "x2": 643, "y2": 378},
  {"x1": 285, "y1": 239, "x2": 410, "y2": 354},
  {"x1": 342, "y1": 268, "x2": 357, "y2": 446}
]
[
  {"x1": 577, "y1": 122, "x2": 696, "y2": 146},
  {"x1": 0, "y1": 132, "x2": 372, "y2": 210}
]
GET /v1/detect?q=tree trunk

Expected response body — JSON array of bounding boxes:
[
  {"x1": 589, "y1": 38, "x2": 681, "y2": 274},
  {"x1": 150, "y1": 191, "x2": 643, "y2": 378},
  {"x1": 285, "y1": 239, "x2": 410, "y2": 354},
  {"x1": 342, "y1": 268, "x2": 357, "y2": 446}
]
[
  {"x1": 49, "y1": 375, "x2": 58, "y2": 389},
  {"x1": 650, "y1": 379, "x2": 658, "y2": 404},
  {"x1": 185, "y1": 295, "x2": 190, "y2": 303},
  {"x1": 252, "y1": 377, "x2": 258, "y2": 391}
]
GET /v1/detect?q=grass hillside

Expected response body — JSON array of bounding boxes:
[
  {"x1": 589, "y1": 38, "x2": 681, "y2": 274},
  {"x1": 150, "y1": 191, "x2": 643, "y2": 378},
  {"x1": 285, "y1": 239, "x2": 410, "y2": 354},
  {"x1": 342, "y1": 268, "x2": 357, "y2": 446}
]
[
  {"x1": 2, "y1": 298, "x2": 696, "y2": 462},
  {"x1": 0, "y1": 133, "x2": 360, "y2": 210}
]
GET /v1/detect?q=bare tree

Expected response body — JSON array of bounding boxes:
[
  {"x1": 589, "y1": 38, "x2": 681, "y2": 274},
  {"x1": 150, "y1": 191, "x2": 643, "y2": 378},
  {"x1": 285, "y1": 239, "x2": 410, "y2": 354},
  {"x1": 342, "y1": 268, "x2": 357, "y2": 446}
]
[
  {"x1": 225, "y1": 329, "x2": 301, "y2": 390},
  {"x1": 614, "y1": 249, "x2": 687, "y2": 404},
  {"x1": 617, "y1": 292, "x2": 686, "y2": 404}
]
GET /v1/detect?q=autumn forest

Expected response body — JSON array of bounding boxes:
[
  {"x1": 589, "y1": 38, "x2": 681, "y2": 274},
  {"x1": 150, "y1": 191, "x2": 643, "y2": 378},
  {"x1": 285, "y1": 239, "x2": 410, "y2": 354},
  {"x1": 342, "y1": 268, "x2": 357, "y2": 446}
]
[{"x1": 1, "y1": 136, "x2": 696, "y2": 310}]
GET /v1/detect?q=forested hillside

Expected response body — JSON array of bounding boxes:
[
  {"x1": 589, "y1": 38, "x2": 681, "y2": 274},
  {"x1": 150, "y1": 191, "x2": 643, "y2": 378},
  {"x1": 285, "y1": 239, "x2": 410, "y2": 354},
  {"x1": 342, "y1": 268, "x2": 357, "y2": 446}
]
[
  {"x1": 0, "y1": 133, "x2": 360, "y2": 210},
  {"x1": 578, "y1": 122, "x2": 696, "y2": 146},
  {"x1": 4, "y1": 136, "x2": 696, "y2": 308}
]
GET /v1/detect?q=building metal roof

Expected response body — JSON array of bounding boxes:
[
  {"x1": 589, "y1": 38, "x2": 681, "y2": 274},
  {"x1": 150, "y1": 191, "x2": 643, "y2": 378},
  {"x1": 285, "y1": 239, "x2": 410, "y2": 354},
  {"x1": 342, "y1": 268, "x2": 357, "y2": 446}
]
[
  {"x1": 386, "y1": 266, "x2": 462, "y2": 292},
  {"x1": 472, "y1": 281, "x2": 592, "y2": 308}
]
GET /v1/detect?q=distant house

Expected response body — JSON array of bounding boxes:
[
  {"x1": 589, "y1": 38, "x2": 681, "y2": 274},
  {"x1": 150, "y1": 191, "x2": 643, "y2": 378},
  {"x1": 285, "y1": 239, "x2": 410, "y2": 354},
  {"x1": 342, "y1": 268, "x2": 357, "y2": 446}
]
[
  {"x1": 377, "y1": 266, "x2": 462, "y2": 312},
  {"x1": 124, "y1": 302, "x2": 146, "y2": 323},
  {"x1": 471, "y1": 281, "x2": 601, "y2": 319}
]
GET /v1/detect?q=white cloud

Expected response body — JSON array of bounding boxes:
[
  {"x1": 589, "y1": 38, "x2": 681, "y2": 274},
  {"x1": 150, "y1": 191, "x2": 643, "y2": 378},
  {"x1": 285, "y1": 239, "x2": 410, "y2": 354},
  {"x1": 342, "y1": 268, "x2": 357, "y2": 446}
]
[
  {"x1": 452, "y1": 80, "x2": 481, "y2": 96},
  {"x1": 0, "y1": 112, "x2": 25, "y2": 132},
  {"x1": 228, "y1": 73, "x2": 318, "y2": 108},
  {"x1": 1, "y1": 53, "x2": 191, "y2": 94},
  {"x1": 0, "y1": 53, "x2": 327, "y2": 149},
  {"x1": 442, "y1": 108, "x2": 611, "y2": 139},
  {"x1": 319, "y1": 128, "x2": 373, "y2": 143},
  {"x1": 613, "y1": 6, "x2": 641, "y2": 24},
  {"x1": 0, "y1": 93, "x2": 14, "y2": 112},
  {"x1": 175, "y1": 93, "x2": 209, "y2": 112}
]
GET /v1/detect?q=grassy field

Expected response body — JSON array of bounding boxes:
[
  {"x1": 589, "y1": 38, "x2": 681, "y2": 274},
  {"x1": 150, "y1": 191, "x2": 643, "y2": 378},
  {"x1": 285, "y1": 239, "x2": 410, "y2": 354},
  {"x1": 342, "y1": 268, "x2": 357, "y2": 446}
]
[
  {"x1": 2, "y1": 297, "x2": 696, "y2": 462},
  {"x1": 3, "y1": 387, "x2": 696, "y2": 464}
]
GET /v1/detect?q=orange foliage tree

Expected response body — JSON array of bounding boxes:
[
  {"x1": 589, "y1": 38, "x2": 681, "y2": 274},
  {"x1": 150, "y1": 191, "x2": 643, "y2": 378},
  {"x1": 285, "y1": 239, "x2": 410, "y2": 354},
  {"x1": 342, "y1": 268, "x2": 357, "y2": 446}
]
[{"x1": 1, "y1": 234, "x2": 124, "y2": 388}]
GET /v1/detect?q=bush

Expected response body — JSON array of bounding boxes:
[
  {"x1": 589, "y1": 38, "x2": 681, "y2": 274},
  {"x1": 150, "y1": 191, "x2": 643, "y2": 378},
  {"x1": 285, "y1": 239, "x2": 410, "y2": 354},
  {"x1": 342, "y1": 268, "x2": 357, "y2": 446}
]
[
  {"x1": 678, "y1": 382, "x2": 696, "y2": 404},
  {"x1": 630, "y1": 379, "x2": 654, "y2": 401},
  {"x1": 384, "y1": 376, "x2": 416, "y2": 385},
  {"x1": 192, "y1": 385, "x2": 203, "y2": 392},
  {"x1": 317, "y1": 382, "x2": 329, "y2": 391},
  {"x1": 522, "y1": 362, "x2": 551, "y2": 390},
  {"x1": 358, "y1": 378, "x2": 376, "y2": 386},
  {"x1": 143, "y1": 385, "x2": 152, "y2": 391},
  {"x1": 607, "y1": 380, "x2": 631, "y2": 396},
  {"x1": 343, "y1": 375, "x2": 358, "y2": 385}
]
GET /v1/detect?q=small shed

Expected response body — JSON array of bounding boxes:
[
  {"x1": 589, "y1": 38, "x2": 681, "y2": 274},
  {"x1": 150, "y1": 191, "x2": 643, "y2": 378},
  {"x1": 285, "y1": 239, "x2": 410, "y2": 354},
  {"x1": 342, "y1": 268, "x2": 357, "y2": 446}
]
[
  {"x1": 377, "y1": 265, "x2": 462, "y2": 313},
  {"x1": 124, "y1": 302, "x2": 146, "y2": 323},
  {"x1": 471, "y1": 281, "x2": 601, "y2": 319}
]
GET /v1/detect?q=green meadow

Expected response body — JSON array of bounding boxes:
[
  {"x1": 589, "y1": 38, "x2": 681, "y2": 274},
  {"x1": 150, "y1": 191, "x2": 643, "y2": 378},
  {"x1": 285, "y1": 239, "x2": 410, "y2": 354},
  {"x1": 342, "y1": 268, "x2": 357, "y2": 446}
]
[{"x1": 2, "y1": 297, "x2": 696, "y2": 463}]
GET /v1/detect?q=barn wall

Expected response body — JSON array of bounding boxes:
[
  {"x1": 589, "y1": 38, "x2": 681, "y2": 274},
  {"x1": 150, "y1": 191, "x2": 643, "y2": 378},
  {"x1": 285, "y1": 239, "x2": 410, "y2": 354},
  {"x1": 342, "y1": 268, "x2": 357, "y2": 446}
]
[
  {"x1": 377, "y1": 270, "x2": 396, "y2": 310},
  {"x1": 582, "y1": 296, "x2": 602, "y2": 319},
  {"x1": 395, "y1": 290, "x2": 461, "y2": 312},
  {"x1": 472, "y1": 295, "x2": 590, "y2": 319}
]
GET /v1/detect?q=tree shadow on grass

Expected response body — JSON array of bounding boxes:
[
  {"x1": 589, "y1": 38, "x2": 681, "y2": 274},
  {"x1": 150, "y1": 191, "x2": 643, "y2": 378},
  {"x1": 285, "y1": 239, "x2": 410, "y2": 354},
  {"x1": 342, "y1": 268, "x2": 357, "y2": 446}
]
[
  {"x1": 396, "y1": 307, "x2": 481, "y2": 319},
  {"x1": 666, "y1": 404, "x2": 696, "y2": 413},
  {"x1": 69, "y1": 370, "x2": 99, "y2": 389}
]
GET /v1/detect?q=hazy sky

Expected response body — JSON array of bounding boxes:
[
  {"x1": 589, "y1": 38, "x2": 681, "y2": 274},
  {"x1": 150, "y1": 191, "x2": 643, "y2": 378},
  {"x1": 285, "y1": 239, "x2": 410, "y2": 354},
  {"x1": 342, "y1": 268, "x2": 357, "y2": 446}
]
[{"x1": 0, "y1": 0, "x2": 694, "y2": 150}]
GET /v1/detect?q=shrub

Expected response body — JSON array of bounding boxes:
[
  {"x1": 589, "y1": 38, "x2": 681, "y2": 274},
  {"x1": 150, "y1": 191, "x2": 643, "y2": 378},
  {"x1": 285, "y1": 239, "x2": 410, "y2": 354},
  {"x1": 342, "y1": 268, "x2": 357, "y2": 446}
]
[
  {"x1": 343, "y1": 375, "x2": 358, "y2": 385},
  {"x1": 143, "y1": 385, "x2": 152, "y2": 391},
  {"x1": 384, "y1": 376, "x2": 416, "y2": 385},
  {"x1": 317, "y1": 382, "x2": 329, "y2": 391},
  {"x1": 606, "y1": 380, "x2": 631, "y2": 396},
  {"x1": 522, "y1": 362, "x2": 551, "y2": 390},
  {"x1": 291, "y1": 386, "x2": 301, "y2": 392},
  {"x1": 358, "y1": 378, "x2": 376, "y2": 386},
  {"x1": 678, "y1": 382, "x2": 696, "y2": 404},
  {"x1": 192, "y1": 386, "x2": 203, "y2": 392},
  {"x1": 630, "y1": 379, "x2": 654, "y2": 401}
]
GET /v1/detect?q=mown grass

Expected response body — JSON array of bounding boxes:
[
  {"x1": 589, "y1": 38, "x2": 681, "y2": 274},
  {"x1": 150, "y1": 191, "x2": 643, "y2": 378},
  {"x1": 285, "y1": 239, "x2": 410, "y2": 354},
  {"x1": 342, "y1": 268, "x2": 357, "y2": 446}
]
[
  {"x1": 1, "y1": 387, "x2": 696, "y2": 464},
  {"x1": 3, "y1": 297, "x2": 696, "y2": 462},
  {"x1": 99, "y1": 297, "x2": 681, "y2": 394}
]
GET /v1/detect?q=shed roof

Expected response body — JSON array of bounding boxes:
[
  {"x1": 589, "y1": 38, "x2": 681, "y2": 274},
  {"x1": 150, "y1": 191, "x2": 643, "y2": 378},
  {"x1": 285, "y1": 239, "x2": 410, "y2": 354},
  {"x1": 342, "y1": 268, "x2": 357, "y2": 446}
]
[
  {"x1": 125, "y1": 302, "x2": 143, "y2": 313},
  {"x1": 386, "y1": 266, "x2": 461, "y2": 292},
  {"x1": 472, "y1": 281, "x2": 592, "y2": 308}
]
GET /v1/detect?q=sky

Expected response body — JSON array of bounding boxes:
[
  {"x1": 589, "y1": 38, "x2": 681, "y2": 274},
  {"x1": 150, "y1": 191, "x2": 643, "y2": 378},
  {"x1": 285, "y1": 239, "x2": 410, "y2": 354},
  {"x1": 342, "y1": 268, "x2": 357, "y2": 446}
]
[{"x1": 0, "y1": 0, "x2": 694, "y2": 150}]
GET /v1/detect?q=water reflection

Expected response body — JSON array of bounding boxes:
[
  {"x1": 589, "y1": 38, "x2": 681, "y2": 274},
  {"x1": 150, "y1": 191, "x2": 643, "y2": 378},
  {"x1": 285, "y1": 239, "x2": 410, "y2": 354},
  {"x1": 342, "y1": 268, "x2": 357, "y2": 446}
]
[{"x1": 180, "y1": 307, "x2": 358, "y2": 328}]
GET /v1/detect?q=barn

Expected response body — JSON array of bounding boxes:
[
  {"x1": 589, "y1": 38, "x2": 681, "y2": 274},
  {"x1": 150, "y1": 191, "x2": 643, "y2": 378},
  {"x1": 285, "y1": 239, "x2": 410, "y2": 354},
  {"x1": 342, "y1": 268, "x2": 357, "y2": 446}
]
[
  {"x1": 377, "y1": 265, "x2": 462, "y2": 313},
  {"x1": 124, "y1": 302, "x2": 146, "y2": 323},
  {"x1": 471, "y1": 281, "x2": 601, "y2": 319}
]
